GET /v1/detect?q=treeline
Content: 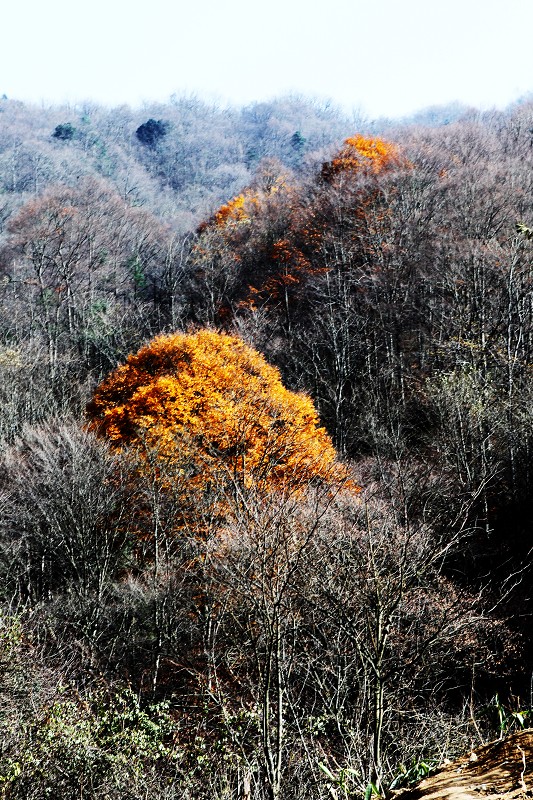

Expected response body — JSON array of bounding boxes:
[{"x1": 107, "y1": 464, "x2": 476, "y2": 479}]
[
  {"x1": 0, "y1": 94, "x2": 355, "y2": 226},
  {"x1": 1, "y1": 96, "x2": 533, "y2": 799}
]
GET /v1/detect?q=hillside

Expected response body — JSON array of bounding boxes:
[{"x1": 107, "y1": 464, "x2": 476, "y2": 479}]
[
  {"x1": 0, "y1": 94, "x2": 354, "y2": 227},
  {"x1": 1, "y1": 96, "x2": 533, "y2": 799}
]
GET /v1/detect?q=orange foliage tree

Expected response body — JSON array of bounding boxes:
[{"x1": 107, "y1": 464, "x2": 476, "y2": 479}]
[
  {"x1": 210, "y1": 165, "x2": 288, "y2": 229},
  {"x1": 203, "y1": 169, "x2": 328, "y2": 316},
  {"x1": 321, "y1": 134, "x2": 402, "y2": 182},
  {"x1": 86, "y1": 330, "x2": 343, "y2": 496},
  {"x1": 193, "y1": 137, "x2": 407, "y2": 322},
  {"x1": 213, "y1": 193, "x2": 250, "y2": 227}
]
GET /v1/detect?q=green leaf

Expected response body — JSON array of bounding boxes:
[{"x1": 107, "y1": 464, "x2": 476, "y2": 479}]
[{"x1": 318, "y1": 762, "x2": 337, "y2": 782}]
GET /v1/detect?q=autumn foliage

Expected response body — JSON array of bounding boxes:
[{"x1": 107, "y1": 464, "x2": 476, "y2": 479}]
[
  {"x1": 211, "y1": 168, "x2": 287, "y2": 228},
  {"x1": 213, "y1": 193, "x2": 249, "y2": 226},
  {"x1": 87, "y1": 330, "x2": 342, "y2": 493},
  {"x1": 321, "y1": 134, "x2": 402, "y2": 182},
  {"x1": 195, "y1": 135, "x2": 407, "y2": 319}
]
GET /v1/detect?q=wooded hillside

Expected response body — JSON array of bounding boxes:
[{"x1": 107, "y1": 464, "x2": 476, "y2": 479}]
[{"x1": 1, "y1": 95, "x2": 533, "y2": 800}]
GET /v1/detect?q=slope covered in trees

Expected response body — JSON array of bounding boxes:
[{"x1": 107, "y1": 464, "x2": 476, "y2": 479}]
[
  {"x1": 1, "y1": 96, "x2": 533, "y2": 799},
  {"x1": 0, "y1": 94, "x2": 353, "y2": 227}
]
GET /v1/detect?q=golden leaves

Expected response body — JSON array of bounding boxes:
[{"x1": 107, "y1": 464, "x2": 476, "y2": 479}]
[
  {"x1": 322, "y1": 134, "x2": 403, "y2": 182},
  {"x1": 87, "y1": 330, "x2": 344, "y2": 494},
  {"x1": 214, "y1": 194, "x2": 249, "y2": 227}
]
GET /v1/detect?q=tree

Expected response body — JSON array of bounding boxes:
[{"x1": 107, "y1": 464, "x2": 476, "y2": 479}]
[
  {"x1": 290, "y1": 130, "x2": 306, "y2": 153},
  {"x1": 135, "y1": 118, "x2": 169, "y2": 148},
  {"x1": 86, "y1": 330, "x2": 344, "y2": 497},
  {"x1": 296, "y1": 482, "x2": 502, "y2": 792},
  {"x1": 52, "y1": 122, "x2": 75, "y2": 141},
  {"x1": 85, "y1": 330, "x2": 352, "y2": 707},
  {"x1": 321, "y1": 134, "x2": 403, "y2": 182},
  {"x1": 0, "y1": 421, "x2": 132, "y2": 607},
  {"x1": 207, "y1": 484, "x2": 333, "y2": 800},
  {"x1": 1, "y1": 177, "x2": 173, "y2": 378}
]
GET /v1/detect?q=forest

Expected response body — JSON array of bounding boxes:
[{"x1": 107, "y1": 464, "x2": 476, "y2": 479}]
[{"x1": 1, "y1": 93, "x2": 533, "y2": 799}]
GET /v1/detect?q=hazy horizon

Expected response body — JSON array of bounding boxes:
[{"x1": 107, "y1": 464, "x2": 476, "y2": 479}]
[{"x1": 4, "y1": 0, "x2": 532, "y2": 121}]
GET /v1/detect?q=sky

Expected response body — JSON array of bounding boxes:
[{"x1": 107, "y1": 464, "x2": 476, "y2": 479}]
[{"x1": 3, "y1": 0, "x2": 533, "y2": 120}]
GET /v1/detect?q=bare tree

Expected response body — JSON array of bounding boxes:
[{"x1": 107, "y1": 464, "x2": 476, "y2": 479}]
[{"x1": 0, "y1": 421, "x2": 134, "y2": 666}]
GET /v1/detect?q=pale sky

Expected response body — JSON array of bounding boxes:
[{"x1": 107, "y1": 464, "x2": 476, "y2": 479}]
[{"x1": 3, "y1": 0, "x2": 533, "y2": 119}]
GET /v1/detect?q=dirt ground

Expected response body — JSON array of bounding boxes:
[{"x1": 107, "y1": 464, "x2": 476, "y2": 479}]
[{"x1": 394, "y1": 730, "x2": 533, "y2": 799}]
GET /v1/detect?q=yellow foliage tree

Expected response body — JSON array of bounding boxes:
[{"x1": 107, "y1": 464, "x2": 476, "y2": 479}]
[
  {"x1": 322, "y1": 134, "x2": 402, "y2": 182},
  {"x1": 87, "y1": 330, "x2": 342, "y2": 495},
  {"x1": 211, "y1": 163, "x2": 288, "y2": 229},
  {"x1": 213, "y1": 193, "x2": 249, "y2": 226}
]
